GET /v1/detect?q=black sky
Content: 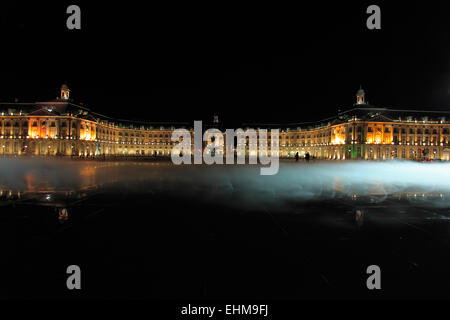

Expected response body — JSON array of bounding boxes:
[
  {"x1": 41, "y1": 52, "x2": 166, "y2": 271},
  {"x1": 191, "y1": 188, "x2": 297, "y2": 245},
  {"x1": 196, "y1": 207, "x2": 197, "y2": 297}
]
[{"x1": 0, "y1": 1, "x2": 449, "y2": 127}]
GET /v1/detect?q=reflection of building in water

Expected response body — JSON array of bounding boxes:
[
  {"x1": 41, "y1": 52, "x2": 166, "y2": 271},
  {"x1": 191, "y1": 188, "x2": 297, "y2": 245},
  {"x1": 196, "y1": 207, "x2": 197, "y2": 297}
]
[
  {"x1": 355, "y1": 209, "x2": 364, "y2": 227},
  {"x1": 0, "y1": 189, "x2": 21, "y2": 200},
  {"x1": 58, "y1": 208, "x2": 69, "y2": 223},
  {"x1": 0, "y1": 85, "x2": 449, "y2": 160}
]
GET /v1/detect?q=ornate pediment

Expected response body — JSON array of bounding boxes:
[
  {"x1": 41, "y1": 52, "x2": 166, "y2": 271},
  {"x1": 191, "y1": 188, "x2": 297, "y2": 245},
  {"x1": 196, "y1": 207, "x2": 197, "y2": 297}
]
[
  {"x1": 367, "y1": 114, "x2": 393, "y2": 122},
  {"x1": 329, "y1": 118, "x2": 343, "y2": 126},
  {"x1": 28, "y1": 108, "x2": 56, "y2": 116}
]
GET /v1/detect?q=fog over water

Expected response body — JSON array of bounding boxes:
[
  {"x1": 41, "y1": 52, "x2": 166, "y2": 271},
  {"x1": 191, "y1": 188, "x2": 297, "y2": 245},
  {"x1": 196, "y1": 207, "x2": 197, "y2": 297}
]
[{"x1": 1, "y1": 158, "x2": 450, "y2": 209}]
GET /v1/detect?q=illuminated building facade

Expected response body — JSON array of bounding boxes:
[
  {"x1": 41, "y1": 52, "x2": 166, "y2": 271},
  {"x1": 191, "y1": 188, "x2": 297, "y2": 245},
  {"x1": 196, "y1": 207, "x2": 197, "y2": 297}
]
[
  {"x1": 0, "y1": 85, "x2": 449, "y2": 160},
  {"x1": 272, "y1": 87, "x2": 450, "y2": 161},
  {"x1": 0, "y1": 85, "x2": 184, "y2": 157}
]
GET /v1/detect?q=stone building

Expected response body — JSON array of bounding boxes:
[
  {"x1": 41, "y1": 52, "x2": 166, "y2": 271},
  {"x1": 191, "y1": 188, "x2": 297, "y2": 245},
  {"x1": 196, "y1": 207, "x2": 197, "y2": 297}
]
[
  {"x1": 0, "y1": 85, "x2": 449, "y2": 160},
  {"x1": 0, "y1": 85, "x2": 188, "y2": 157},
  {"x1": 271, "y1": 87, "x2": 450, "y2": 160}
]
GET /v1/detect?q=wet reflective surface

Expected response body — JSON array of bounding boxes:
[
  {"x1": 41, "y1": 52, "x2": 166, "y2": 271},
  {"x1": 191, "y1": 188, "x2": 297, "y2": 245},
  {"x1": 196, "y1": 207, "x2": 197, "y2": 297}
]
[
  {"x1": 2, "y1": 158, "x2": 450, "y2": 299},
  {"x1": 2, "y1": 158, "x2": 450, "y2": 208}
]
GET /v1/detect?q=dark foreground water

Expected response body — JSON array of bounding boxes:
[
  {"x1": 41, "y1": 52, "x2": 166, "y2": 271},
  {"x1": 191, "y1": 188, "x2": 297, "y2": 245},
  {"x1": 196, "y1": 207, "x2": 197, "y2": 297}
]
[{"x1": 1, "y1": 158, "x2": 450, "y2": 299}]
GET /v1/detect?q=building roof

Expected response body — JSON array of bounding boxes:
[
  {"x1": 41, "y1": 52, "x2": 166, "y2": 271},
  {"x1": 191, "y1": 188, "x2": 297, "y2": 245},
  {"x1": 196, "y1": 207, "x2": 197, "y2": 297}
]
[
  {"x1": 339, "y1": 106, "x2": 450, "y2": 122},
  {"x1": 0, "y1": 100, "x2": 191, "y2": 130},
  {"x1": 1, "y1": 92, "x2": 449, "y2": 131}
]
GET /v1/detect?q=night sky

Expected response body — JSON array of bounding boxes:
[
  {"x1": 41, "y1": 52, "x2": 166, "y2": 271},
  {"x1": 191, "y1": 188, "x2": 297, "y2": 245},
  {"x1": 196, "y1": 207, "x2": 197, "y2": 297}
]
[{"x1": 0, "y1": 1, "x2": 449, "y2": 127}]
